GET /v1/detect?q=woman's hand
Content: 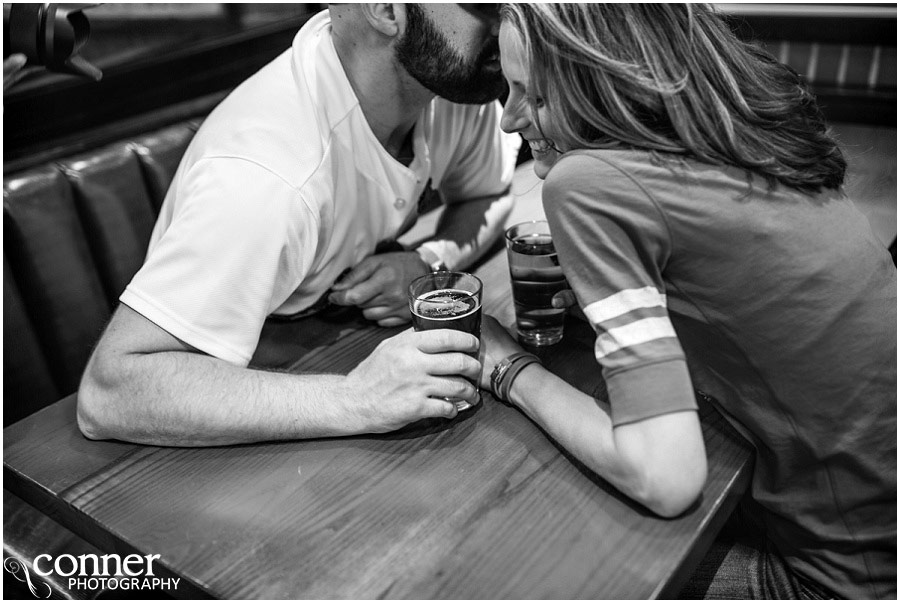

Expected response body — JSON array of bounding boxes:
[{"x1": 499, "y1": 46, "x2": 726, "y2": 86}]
[
  {"x1": 552, "y1": 289, "x2": 587, "y2": 322},
  {"x1": 478, "y1": 315, "x2": 526, "y2": 390}
]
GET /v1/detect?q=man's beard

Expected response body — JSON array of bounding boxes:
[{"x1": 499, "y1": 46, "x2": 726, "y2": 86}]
[{"x1": 395, "y1": 4, "x2": 506, "y2": 105}]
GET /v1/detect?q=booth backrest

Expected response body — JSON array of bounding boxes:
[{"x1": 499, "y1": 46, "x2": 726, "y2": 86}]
[
  {"x1": 724, "y1": 6, "x2": 897, "y2": 126},
  {"x1": 3, "y1": 120, "x2": 201, "y2": 426}
]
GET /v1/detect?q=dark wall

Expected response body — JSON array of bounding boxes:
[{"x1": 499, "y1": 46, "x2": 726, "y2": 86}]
[{"x1": 4, "y1": 6, "x2": 321, "y2": 170}]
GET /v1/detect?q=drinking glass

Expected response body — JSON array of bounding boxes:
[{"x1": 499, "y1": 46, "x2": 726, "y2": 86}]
[
  {"x1": 408, "y1": 271, "x2": 483, "y2": 411},
  {"x1": 505, "y1": 221, "x2": 567, "y2": 346}
]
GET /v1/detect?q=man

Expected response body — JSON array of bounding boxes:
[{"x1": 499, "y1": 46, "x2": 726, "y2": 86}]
[{"x1": 77, "y1": 4, "x2": 520, "y2": 446}]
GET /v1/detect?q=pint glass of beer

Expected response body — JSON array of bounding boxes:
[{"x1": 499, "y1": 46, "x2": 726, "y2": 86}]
[{"x1": 408, "y1": 271, "x2": 483, "y2": 411}]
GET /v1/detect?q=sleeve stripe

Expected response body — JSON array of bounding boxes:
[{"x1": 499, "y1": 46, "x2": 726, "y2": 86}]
[
  {"x1": 583, "y1": 286, "x2": 667, "y2": 325},
  {"x1": 595, "y1": 316, "x2": 678, "y2": 360}
]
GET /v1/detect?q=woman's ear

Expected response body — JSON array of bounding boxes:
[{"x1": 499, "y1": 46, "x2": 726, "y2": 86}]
[{"x1": 360, "y1": 4, "x2": 401, "y2": 38}]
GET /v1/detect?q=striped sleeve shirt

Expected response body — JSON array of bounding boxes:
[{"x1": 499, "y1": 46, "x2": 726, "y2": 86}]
[{"x1": 543, "y1": 152, "x2": 697, "y2": 426}]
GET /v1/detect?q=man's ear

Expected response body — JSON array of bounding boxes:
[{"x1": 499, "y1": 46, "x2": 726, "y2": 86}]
[{"x1": 360, "y1": 3, "x2": 402, "y2": 37}]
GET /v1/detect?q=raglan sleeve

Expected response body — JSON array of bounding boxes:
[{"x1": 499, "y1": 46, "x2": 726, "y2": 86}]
[
  {"x1": 120, "y1": 156, "x2": 319, "y2": 366},
  {"x1": 542, "y1": 153, "x2": 697, "y2": 426}
]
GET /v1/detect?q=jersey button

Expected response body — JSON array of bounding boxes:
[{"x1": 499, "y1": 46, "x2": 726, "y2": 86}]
[{"x1": 394, "y1": 197, "x2": 407, "y2": 209}]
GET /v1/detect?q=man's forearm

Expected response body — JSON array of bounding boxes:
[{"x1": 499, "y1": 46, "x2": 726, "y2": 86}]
[
  {"x1": 78, "y1": 350, "x2": 360, "y2": 447},
  {"x1": 419, "y1": 192, "x2": 514, "y2": 270},
  {"x1": 78, "y1": 306, "x2": 476, "y2": 446}
]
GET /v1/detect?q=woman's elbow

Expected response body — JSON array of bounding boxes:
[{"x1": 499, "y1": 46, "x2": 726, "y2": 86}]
[
  {"x1": 612, "y1": 410, "x2": 708, "y2": 517},
  {"x1": 638, "y1": 460, "x2": 708, "y2": 518}
]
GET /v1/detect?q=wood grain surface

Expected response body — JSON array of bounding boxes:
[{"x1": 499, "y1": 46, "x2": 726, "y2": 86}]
[
  {"x1": 4, "y1": 165, "x2": 753, "y2": 598},
  {"x1": 4, "y1": 244, "x2": 753, "y2": 599}
]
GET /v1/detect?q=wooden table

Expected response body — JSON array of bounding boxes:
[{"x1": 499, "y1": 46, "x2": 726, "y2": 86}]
[{"x1": 4, "y1": 165, "x2": 754, "y2": 598}]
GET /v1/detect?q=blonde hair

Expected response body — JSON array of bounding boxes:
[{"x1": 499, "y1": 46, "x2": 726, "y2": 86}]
[{"x1": 501, "y1": 3, "x2": 846, "y2": 192}]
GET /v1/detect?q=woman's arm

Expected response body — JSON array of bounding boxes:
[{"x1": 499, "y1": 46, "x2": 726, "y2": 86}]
[{"x1": 480, "y1": 317, "x2": 707, "y2": 517}]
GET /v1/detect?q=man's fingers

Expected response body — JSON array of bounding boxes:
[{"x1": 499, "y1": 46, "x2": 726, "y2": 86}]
[
  {"x1": 330, "y1": 258, "x2": 380, "y2": 291},
  {"x1": 420, "y1": 397, "x2": 459, "y2": 420},
  {"x1": 426, "y1": 353, "x2": 481, "y2": 380},
  {"x1": 414, "y1": 329, "x2": 480, "y2": 355},
  {"x1": 363, "y1": 306, "x2": 412, "y2": 327},
  {"x1": 330, "y1": 275, "x2": 385, "y2": 306},
  {"x1": 363, "y1": 305, "x2": 403, "y2": 321},
  {"x1": 426, "y1": 376, "x2": 478, "y2": 402},
  {"x1": 376, "y1": 316, "x2": 408, "y2": 328}
]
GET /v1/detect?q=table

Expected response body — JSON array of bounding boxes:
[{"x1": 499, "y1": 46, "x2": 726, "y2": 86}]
[{"x1": 4, "y1": 166, "x2": 754, "y2": 599}]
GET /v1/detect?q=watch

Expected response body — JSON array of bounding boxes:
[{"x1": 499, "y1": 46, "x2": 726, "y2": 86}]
[{"x1": 416, "y1": 247, "x2": 449, "y2": 273}]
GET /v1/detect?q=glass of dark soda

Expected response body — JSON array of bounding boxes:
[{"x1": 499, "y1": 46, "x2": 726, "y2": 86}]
[
  {"x1": 505, "y1": 221, "x2": 567, "y2": 346},
  {"x1": 408, "y1": 271, "x2": 483, "y2": 411}
]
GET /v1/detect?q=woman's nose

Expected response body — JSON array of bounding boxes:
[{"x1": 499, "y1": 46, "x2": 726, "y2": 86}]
[{"x1": 500, "y1": 103, "x2": 528, "y2": 134}]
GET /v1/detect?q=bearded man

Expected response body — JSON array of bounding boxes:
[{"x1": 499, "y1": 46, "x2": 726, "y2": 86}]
[{"x1": 77, "y1": 4, "x2": 520, "y2": 446}]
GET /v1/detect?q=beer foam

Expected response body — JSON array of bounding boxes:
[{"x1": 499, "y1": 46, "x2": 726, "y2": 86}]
[{"x1": 413, "y1": 289, "x2": 480, "y2": 320}]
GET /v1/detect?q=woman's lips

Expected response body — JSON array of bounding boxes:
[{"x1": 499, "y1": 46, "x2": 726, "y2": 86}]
[{"x1": 528, "y1": 138, "x2": 553, "y2": 155}]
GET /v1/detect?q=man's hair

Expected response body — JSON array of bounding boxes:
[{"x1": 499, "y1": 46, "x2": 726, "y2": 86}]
[{"x1": 501, "y1": 3, "x2": 846, "y2": 192}]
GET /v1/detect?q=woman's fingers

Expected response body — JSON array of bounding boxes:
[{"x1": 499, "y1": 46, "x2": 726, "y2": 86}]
[{"x1": 551, "y1": 289, "x2": 577, "y2": 309}]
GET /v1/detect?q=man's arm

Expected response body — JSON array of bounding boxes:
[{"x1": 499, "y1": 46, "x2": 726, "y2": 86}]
[
  {"x1": 330, "y1": 96, "x2": 520, "y2": 326},
  {"x1": 423, "y1": 190, "x2": 515, "y2": 269},
  {"x1": 329, "y1": 191, "x2": 514, "y2": 326},
  {"x1": 77, "y1": 304, "x2": 481, "y2": 447}
]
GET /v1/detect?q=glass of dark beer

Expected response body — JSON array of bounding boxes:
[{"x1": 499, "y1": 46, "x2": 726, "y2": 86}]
[
  {"x1": 505, "y1": 220, "x2": 567, "y2": 346},
  {"x1": 408, "y1": 271, "x2": 483, "y2": 411}
]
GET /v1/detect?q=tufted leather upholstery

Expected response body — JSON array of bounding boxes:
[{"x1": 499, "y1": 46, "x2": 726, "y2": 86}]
[{"x1": 3, "y1": 120, "x2": 201, "y2": 427}]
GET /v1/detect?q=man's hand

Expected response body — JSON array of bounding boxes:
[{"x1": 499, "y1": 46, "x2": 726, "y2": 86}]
[
  {"x1": 477, "y1": 315, "x2": 527, "y2": 391},
  {"x1": 343, "y1": 328, "x2": 481, "y2": 432},
  {"x1": 329, "y1": 252, "x2": 430, "y2": 326}
]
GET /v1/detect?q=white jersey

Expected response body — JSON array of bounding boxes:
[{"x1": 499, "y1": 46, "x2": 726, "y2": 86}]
[{"x1": 121, "y1": 10, "x2": 519, "y2": 365}]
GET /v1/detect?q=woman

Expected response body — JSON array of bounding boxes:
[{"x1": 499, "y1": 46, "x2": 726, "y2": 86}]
[{"x1": 481, "y1": 4, "x2": 896, "y2": 599}]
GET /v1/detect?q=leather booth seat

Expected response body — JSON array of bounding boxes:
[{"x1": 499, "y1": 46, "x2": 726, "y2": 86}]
[
  {"x1": 3, "y1": 118, "x2": 203, "y2": 599},
  {"x1": 4, "y1": 119, "x2": 201, "y2": 426}
]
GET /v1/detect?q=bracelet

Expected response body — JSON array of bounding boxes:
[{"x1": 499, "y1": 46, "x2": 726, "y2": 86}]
[
  {"x1": 500, "y1": 355, "x2": 541, "y2": 402},
  {"x1": 490, "y1": 352, "x2": 541, "y2": 402},
  {"x1": 490, "y1": 352, "x2": 527, "y2": 398}
]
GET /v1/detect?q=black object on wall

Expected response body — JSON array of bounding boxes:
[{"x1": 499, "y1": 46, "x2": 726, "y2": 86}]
[{"x1": 4, "y1": 12, "x2": 315, "y2": 167}]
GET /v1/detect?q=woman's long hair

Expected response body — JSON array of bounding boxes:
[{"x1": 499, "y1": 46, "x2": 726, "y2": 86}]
[{"x1": 501, "y1": 3, "x2": 846, "y2": 192}]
